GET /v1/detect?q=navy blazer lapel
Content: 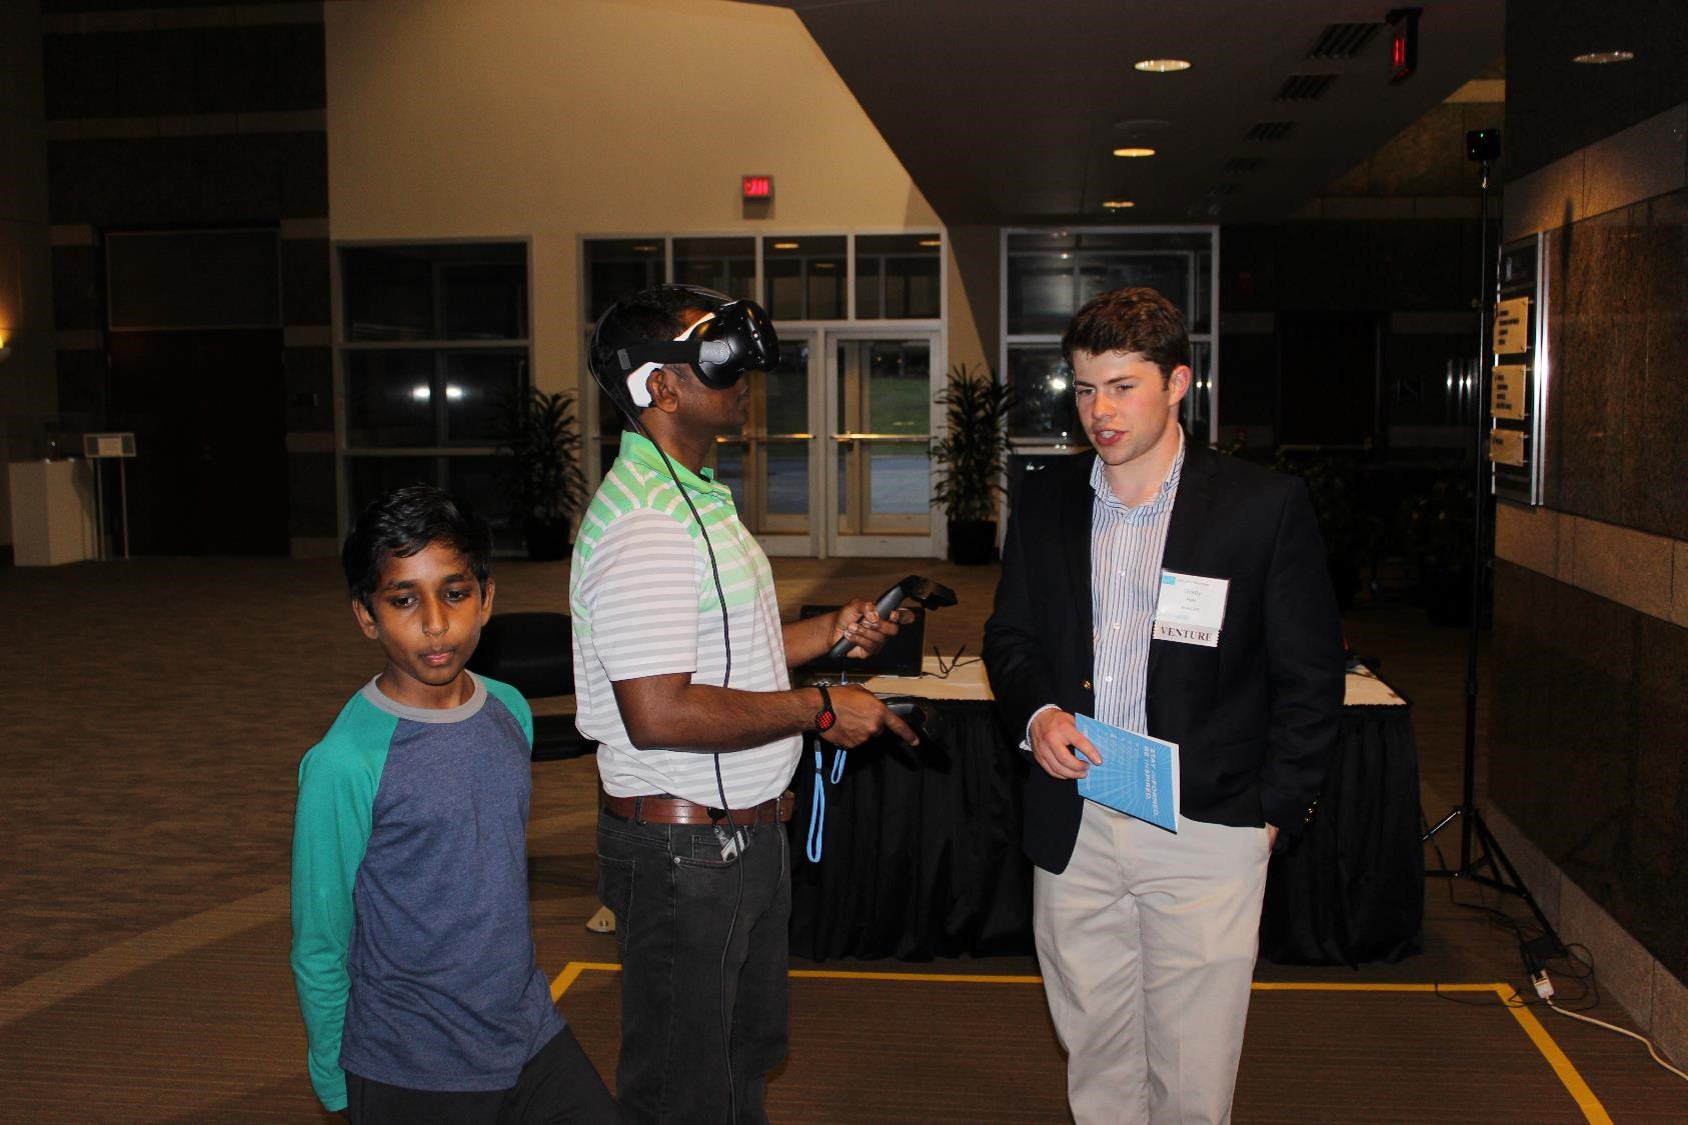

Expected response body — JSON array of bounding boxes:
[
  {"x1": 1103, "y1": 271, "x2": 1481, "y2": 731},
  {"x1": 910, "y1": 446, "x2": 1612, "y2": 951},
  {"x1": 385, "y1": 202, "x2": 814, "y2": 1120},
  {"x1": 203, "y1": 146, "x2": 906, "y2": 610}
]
[
  {"x1": 1148, "y1": 439, "x2": 1220, "y2": 687},
  {"x1": 1060, "y1": 455, "x2": 1095, "y2": 652}
]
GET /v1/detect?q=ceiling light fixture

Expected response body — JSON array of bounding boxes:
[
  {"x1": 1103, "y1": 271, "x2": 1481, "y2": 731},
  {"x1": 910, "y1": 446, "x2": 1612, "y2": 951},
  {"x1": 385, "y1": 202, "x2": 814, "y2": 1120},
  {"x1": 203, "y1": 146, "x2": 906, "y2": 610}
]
[
  {"x1": 1112, "y1": 147, "x2": 1156, "y2": 158},
  {"x1": 918, "y1": 239, "x2": 942, "y2": 247},
  {"x1": 1101, "y1": 200, "x2": 1135, "y2": 209},
  {"x1": 1113, "y1": 117, "x2": 1172, "y2": 133},
  {"x1": 1133, "y1": 58, "x2": 1192, "y2": 73},
  {"x1": 773, "y1": 241, "x2": 800, "y2": 250},
  {"x1": 1572, "y1": 49, "x2": 1634, "y2": 64}
]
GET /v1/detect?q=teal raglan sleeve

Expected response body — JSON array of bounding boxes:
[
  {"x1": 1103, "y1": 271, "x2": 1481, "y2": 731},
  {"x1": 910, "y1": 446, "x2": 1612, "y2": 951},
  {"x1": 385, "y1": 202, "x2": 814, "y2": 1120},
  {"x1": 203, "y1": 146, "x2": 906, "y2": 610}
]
[
  {"x1": 480, "y1": 674, "x2": 535, "y2": 749},
  {"x1": 289, "y1": 698, "x2": 392, "y2": 1113}
]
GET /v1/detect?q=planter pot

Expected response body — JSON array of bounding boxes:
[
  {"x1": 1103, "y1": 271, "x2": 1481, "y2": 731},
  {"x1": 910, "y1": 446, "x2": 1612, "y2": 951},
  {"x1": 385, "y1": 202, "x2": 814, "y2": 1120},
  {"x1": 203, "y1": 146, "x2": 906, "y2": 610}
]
[
  {"x1": 524, "y1": 517, "x2": 573, "y2": 562},
  {"x1": 947, "y1": 518, "x2": 998, "y2": 565}
]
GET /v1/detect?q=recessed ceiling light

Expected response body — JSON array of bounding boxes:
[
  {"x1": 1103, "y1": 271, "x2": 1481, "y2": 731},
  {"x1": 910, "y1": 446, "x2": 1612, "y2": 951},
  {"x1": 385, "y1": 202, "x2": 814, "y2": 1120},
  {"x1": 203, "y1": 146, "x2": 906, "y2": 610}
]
[
  {"x1": 1102, "y1": 200, "x2": 1135, "y2": 210},
  {"x1": 1573, "y1": 49, "x2": 1634, "y2": 64},
  {"x1": 773, "y1": 241, "x2": 800, "y2": 250},
  {"x1": 1134, "y1": 58, "x2": 1192, "y2": 73},
  {"x1": 1113, "y1": 147, "x2": 1156, "y2": 158},
  {"x1": 1113, "y1": 118, "x2": 1172, "y2": 132},
  {"x1": 918, "y1": 239, "x2": 942, "y2": 247}
]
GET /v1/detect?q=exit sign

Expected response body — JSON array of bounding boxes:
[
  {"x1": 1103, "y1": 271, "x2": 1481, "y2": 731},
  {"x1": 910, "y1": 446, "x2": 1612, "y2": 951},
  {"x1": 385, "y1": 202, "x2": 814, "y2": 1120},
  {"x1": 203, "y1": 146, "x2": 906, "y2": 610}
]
[
  {"x1": 742, "y1": 175, "x2": 773, "y2": 200},
  {"x1": 1387, "y1": 7, "x2": 1420, "y2": 83}
]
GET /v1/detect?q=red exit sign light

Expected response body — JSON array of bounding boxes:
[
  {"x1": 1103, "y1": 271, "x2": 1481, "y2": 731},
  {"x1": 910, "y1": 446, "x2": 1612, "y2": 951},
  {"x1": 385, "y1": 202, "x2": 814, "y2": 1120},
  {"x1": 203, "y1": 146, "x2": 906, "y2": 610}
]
[
  {"x1": 742, "y1": 175, "x2": 773, "y2": 199},
  {"x1": 1387, "y1": 7, "x2": 1420, "y2": 83}
]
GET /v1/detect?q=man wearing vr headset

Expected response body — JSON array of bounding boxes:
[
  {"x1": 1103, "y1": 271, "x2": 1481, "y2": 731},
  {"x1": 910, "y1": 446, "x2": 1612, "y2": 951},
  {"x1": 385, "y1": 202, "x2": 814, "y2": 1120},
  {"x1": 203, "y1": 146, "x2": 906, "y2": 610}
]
[{"x1": 571, "y1": 285, "x2": 915, "y2": 1122}]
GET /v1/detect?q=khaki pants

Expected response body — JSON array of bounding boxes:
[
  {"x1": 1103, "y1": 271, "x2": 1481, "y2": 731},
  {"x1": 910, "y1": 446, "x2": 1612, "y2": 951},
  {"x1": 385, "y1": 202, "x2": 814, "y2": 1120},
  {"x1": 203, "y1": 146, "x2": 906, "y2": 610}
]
[{"x1": 1033, "y1": 799, "x2": 1271, "y2": 1124}]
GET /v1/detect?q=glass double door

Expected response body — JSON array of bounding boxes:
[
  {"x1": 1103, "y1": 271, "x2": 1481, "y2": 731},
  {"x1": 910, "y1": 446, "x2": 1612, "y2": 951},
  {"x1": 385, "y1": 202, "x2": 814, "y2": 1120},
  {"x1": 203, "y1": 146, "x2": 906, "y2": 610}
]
[{"x1": 713, "y1": 328, "x2": 936, "y2": 557}]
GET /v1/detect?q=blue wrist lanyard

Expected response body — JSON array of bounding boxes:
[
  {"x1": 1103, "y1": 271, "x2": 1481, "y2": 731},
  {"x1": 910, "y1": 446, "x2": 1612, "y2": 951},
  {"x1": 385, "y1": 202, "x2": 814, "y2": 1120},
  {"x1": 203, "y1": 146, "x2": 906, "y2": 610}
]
[{"x1": 804, "y1": 738, "x2": 847, "y2": 863}]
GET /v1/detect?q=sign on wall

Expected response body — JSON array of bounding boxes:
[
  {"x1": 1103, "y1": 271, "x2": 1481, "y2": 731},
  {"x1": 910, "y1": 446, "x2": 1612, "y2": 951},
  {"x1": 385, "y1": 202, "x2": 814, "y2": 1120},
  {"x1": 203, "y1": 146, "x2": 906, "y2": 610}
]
[{"x1": 1490, "y1": 234, "x2": 1549, "y2": 504}]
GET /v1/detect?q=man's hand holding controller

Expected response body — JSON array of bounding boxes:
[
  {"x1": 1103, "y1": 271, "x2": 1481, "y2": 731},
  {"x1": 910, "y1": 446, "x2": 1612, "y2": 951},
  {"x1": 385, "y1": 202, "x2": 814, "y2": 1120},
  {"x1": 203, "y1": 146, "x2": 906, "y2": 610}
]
[{"x1": 819, "y1": 684, "x2": 918, "y2": 747}]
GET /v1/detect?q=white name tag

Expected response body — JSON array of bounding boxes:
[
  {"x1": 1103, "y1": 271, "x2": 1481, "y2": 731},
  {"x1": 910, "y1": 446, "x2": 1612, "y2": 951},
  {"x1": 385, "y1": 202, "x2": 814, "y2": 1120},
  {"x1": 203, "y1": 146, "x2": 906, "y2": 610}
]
[{"x1": 1152, "y1": 570, "x2": 1229, "y2": 648}]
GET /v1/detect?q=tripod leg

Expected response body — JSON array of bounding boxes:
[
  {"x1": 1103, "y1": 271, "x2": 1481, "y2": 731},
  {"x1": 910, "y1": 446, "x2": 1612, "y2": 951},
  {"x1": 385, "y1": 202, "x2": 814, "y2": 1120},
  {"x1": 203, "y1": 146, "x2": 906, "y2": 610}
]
[{"x1": 1470, "y1": 811, "x2": 1563, "y2": 951}]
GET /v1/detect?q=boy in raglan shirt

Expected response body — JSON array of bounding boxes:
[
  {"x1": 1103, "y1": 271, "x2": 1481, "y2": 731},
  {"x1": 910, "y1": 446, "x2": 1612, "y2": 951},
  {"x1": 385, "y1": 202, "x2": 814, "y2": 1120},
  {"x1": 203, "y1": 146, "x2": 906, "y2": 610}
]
[{"x1": 290, "y1": 485, "x2": 616, "y2": 1124}]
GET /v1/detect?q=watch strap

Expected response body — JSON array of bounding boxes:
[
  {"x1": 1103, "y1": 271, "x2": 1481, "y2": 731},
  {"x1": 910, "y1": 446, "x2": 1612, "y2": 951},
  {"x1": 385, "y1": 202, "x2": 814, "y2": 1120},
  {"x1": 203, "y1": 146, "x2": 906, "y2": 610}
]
[{"x1": 814, "y1": 683, "x2": 837, "y2": 733}]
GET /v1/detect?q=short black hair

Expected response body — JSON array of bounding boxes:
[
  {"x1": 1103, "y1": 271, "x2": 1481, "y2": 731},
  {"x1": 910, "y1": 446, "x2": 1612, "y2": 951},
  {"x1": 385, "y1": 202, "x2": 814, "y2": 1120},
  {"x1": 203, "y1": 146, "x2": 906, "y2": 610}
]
[
  {"x1": 587, "y1": 284, "x2": 725, "y2": 420},
  {"x1": 1060, "y1": 286, "x2": 1190, "y2": 382},
  {"x1": 342, "y1": 484, "x2": 492, "y2": 609}
]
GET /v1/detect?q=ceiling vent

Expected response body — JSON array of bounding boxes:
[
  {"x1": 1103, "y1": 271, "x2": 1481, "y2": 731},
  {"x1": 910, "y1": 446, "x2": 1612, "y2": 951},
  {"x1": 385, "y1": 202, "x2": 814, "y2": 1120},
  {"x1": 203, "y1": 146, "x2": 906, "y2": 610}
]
[
  {"x1": 1307, "y1": 22, "x2": 1381, "y2": 60},
  {"x1": 1275, "y1": 73, "x2": 1338, "y2": 102},
  {"x1": 1245, "y1": 121, "x2": 1296, "y2": 142},
  {"x1": 1225, "y1": 157, "x2": 1263, "y2": 174}
]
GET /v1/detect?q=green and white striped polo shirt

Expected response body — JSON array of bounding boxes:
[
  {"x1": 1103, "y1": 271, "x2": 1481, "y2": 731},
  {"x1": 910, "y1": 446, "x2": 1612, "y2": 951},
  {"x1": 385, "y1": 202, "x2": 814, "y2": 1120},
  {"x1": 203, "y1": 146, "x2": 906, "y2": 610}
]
[{"x1": 570, "y1": 430, "x2": 797, "y2": 807}]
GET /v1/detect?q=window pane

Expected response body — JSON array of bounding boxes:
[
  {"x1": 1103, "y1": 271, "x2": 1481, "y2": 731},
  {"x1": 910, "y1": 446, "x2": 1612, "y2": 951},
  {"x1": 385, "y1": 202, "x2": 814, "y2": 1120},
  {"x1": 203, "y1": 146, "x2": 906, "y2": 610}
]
[
  {"x1": 1183, "y1": 341, "x2": 1212, "y2": 436},
  {"x1": 1078, "y1": 255, "x2": 1188, "y2": 315},
  {"x1": 1006, "y1": 253, "x2": 1075, "y2": 334},
  {"x1": 763, "y1": 236, "x2": 846, "y2": 319},
  {"x1": 713, "y1": 442, "x2": 746, "y2": 512},
  {"x1": 345, "y1": 454, "x2": 436, "y2": 522},
  {"x1": 807, "y1": 262, "x2": 844, "y2": 319},
  {"x1": 765, "y1": 342, "x2": 809, "y2": 435},
  {"x1": 766, "y1": 443, "x2": 808, "y2": 518},
  {"x1": 867, "y1": 341, "x2": 929, "y2": 436},
  {"x1": 439, "y1": 261, "x2": 528, "y2": 340},
  {"x1": 583, "y1": 239, "x2": 664, "y2": 321},
  {"x1": 1006, "y1": 346, "x2": 1077, "y2": 440},
  {"x1": 854, "y1": 234, "x2": 941, "y2": 319},
  {"x1": 674, "y1": 236, "x2": 756, "y2": 298},
  {"x1": 345, "y1": 351, "x2": 437, "y2": 447},
  {"x1": 1193, "y1": 249, "x2": 1213, "y2": 335},
  {"x1": 869, "y1": 443, "x2": 929, "y2": 515},
  {"x1": 341, "y1": 242, "x2": 526, "y2": 342},
  {"x1": 443, "y1": 455, "x2": 524, "y2": 549},
  {"x1": 443, "y1": 350, "x2": 527, "y2": 446}
]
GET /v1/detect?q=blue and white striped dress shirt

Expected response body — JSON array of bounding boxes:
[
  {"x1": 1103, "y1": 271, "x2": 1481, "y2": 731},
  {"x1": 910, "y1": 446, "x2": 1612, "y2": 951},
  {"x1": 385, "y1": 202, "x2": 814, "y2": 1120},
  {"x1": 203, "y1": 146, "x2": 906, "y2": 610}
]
[{"x1": 1090, "y1": 431, "x2": 1185, "y2": 734}]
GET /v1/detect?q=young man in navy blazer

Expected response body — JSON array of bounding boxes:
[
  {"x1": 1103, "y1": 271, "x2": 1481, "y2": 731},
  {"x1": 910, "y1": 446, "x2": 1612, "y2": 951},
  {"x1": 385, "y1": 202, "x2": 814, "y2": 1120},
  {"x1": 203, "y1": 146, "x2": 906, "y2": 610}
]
[{"x1": 983, "y1": 287, "x2": 1344, "y2": 1123}]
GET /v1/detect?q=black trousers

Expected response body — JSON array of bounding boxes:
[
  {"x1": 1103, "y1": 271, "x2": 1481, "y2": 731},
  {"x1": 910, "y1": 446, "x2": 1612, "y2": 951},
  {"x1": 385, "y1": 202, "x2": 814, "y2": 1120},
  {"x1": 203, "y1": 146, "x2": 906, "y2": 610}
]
[
  {"x1": 596, "y1": 812, "x2": 791, "y2": 1125},
  {"x1": 345, "y1": 1025, "x2": 619, "y2": 1125}
]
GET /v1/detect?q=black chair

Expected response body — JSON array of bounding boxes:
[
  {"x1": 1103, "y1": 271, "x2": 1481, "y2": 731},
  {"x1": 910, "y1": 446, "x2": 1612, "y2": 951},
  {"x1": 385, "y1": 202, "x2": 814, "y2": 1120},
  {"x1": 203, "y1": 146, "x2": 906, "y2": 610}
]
[{"x1": 468, "y1": 612, "x2": 595, "y2": 761}]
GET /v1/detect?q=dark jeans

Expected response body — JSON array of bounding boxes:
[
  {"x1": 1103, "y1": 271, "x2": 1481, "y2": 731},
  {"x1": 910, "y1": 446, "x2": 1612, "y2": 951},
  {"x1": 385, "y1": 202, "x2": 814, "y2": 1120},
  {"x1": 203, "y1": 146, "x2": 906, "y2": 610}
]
[
  {"x1": 596, "y1": 810, "x2": 791, "y2": 1125},
  {"x1": 344, "y1": 1025, "x2": 618, "y2": 1125}
]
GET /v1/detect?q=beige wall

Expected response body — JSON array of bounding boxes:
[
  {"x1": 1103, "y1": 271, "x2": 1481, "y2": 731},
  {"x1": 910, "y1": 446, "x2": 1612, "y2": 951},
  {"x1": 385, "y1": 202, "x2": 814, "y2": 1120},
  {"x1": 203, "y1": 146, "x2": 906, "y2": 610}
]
[{"x1": 325, "y1": 0, "x2": 980, "y2": 399}]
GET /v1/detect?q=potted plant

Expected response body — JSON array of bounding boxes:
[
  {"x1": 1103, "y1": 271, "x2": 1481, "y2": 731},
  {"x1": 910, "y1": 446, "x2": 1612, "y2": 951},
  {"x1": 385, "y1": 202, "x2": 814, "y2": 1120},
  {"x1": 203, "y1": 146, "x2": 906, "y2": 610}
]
[
  {"x1": 498, "y1": 387, "x2": 589, "y2": 561},
  {"x1": 930, "y1": 364, "x2": 1016, "y2": 565}
]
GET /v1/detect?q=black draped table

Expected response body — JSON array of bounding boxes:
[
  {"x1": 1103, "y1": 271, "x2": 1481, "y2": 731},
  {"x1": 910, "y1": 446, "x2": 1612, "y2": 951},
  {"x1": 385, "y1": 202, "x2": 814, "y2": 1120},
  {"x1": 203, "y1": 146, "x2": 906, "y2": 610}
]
[{"x1": 787, "y1": 660, "x2": 1423, "y2": 966}]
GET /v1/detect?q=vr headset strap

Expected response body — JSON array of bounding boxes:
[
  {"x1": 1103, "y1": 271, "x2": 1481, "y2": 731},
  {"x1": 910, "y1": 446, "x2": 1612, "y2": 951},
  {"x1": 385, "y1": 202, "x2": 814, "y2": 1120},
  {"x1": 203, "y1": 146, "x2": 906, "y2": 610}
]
[{"x1": 615, "y1": 339, "x2": 702, "y2": 372}]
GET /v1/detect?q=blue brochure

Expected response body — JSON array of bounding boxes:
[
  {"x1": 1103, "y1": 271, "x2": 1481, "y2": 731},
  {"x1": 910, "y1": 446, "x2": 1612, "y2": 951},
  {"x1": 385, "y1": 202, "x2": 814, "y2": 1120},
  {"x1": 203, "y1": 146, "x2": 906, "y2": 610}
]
[{"x1": 1073, "y1": 715, "x2": 1180, "y2": 832}]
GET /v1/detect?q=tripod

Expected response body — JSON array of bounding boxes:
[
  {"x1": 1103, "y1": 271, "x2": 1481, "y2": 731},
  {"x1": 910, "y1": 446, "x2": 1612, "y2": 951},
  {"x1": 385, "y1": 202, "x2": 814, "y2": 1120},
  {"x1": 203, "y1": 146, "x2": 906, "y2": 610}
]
[{"x1": 1420, "y1": 129, "x2": 1563, "y2": 956}]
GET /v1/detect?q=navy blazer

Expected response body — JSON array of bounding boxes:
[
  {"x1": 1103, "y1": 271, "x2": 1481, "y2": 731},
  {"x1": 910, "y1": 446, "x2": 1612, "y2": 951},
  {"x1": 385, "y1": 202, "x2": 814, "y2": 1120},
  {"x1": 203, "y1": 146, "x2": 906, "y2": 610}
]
[{"x1": 982, "y1": 441, "x2": 1345, "y2": 875}]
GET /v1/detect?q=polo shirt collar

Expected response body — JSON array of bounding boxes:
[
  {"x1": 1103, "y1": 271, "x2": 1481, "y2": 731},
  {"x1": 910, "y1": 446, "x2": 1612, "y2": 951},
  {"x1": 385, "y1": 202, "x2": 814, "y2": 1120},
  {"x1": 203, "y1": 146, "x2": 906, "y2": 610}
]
[{"x1": 619, "y1": 429, "x2": 731, "y2": 499}]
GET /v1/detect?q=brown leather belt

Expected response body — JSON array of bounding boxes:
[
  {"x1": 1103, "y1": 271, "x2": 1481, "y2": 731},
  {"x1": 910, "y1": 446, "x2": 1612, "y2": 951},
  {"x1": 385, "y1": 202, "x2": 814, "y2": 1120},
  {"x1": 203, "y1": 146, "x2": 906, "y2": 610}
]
[{"x1": 601, "y1": 790, "x2": 795, "y2": 826}]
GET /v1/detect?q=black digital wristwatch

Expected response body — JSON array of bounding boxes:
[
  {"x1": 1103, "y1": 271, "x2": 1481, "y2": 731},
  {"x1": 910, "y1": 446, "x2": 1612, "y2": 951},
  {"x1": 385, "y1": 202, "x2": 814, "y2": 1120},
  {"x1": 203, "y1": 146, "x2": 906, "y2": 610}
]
[{"x1": 813, "y1": 684, "x2": 837, "y2": 733}]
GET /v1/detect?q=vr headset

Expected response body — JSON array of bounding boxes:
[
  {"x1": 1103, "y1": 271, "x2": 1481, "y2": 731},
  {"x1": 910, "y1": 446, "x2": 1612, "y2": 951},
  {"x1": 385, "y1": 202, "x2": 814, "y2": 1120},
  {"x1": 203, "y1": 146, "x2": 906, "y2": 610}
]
[{"x1": 589, "y1": 285, "x2": 781, "y2": 417}]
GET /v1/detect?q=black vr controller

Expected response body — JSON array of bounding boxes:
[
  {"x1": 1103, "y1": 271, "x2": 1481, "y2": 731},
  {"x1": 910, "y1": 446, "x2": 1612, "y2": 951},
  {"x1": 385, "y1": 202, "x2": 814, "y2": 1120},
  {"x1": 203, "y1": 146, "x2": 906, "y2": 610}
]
[
  {"x1": 874, "y1": 693, "x2": 943, "y2": 748},
  {"x1": 823, "y1": 574, "x2": 958, "y2": 664}
]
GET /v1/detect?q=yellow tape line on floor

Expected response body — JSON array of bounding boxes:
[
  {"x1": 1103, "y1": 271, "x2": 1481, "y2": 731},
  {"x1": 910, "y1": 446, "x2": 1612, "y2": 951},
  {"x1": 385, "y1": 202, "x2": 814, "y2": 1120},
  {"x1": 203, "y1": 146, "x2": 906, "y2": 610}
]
[{"x1": 553, "y1": 966, "x2": 1611, "y2": 1123}]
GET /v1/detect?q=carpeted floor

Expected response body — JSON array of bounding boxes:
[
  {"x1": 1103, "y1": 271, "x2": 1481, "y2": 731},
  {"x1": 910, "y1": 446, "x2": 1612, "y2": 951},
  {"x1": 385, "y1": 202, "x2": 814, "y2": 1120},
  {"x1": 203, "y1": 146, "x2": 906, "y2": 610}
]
[{"x1": 2, "y1": 555, "x2": 1683, "y2": 1121}]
